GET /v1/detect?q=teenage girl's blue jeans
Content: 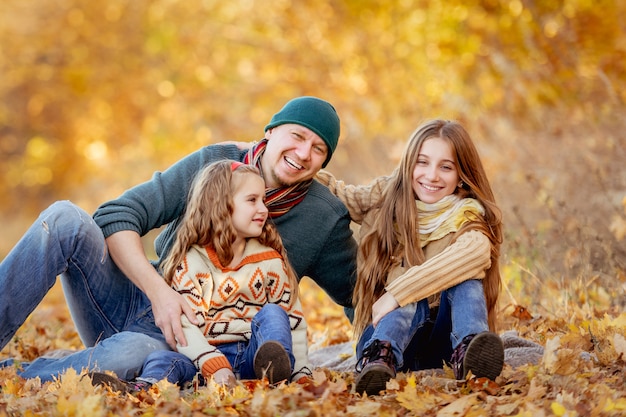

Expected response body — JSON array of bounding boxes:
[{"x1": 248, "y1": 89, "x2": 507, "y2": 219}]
[
  {"x1": 356, "y1": 279, "x2": 489, "y2": 371},
  {"x1": 0, "y1": 201, "x2": 170, "y2": 382},
  {"x1": 137, "y1": 303, "x2": 295, "y2": 384}
]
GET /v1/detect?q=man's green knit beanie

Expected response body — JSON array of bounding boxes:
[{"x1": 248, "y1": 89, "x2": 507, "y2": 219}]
[{"x1": 265, "y1": 96, "x2": 340, "y2": 168}]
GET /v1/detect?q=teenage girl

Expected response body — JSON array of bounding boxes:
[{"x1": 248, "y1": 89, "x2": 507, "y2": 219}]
[{"x1": 317, "y1": 119, "x2": 504, "y2": 396}]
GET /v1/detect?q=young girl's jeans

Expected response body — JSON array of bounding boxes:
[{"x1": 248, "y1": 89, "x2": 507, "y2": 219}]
[
  {"x1": 138, "y1": 303, "x2": 295, "y2": 384},
  {"x1": 0, "y1": 201, "x2": 169, "y2": 381},
  {"x1": 356, "y1": 279, "x2": 489, "y2": 371}
]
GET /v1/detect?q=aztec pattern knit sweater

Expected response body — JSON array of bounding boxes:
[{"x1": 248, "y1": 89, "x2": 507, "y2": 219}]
[
  {"x1": 316, "y1": 170, "x2": 491, "y2": 307},
  {"x1": 172, "y1": 239, "x2": 311, "y2": 382}
]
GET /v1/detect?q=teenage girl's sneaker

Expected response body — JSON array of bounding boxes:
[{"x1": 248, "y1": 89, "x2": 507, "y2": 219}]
[
  {"x1": 450, "y1": 332, "x2": 504, "y2": 381},
  {"x1": 354, "y1": 339, "x2": 396, "y2": 396},
  {"x1": 253, "y1": 341, "x2": 292, "y2": 385}
]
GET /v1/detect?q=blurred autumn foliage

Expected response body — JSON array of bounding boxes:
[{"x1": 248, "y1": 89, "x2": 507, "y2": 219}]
[
  {"x1": 1, "y1": 0, "x2": 626, "y2": 414},
  {"x1": 1, "y1": 0, "x2": 625, "y2": 277}
]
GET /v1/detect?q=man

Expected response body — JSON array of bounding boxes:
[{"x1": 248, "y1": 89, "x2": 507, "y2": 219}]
[{"x1": 0, "y1": 96, "x2": 357, "y2": 381}]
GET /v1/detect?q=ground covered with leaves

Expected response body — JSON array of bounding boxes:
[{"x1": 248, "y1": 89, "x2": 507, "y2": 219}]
[
  {"x1": 1, "y1": 279, "x2": 626, "y2": 417},
  {"x1": 1, "y1": 0, "x2": 625, "y2": 415}
]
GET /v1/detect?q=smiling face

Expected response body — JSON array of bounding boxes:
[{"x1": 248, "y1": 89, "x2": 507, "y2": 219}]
[
  {"x1": 231, "y1": 172, "x2": 269, "y2": 239},
  {"x1": 412, "y1": 136, "x2": 460, "y2": 204},
  {"x1": 261, "y1": 124, "x2": 329, "y2": 188}
]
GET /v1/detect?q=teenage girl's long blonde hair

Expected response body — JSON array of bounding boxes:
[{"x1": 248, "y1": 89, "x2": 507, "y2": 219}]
[
  {"x1": 160, "y1": 160, "x2": 299, "y2": 306},
  {"x1": 353, "y1": 120, "x2": 503, "y2": 338}
]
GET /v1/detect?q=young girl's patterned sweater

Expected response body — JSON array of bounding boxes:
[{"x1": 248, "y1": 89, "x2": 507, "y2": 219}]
[{"x1": 171, "y1": 238, "x2": 311, "y2": 382}]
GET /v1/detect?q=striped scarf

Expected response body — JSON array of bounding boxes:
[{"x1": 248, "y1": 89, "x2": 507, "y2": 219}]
[
  {"x1": 244, "y1": 139, "x2": 312, "y2": 218},
  {"x1": 416, "y1": 194, "x2": 485, "y2": 247}
]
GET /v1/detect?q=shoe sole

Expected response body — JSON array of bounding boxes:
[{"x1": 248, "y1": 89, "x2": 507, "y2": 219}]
[
  {"x1": 462, "y1": 332, "x2": 504, "y2": 380},
  {"x1": 84, "y1": 372, "x2": 129, "y2": 393},
  {"x1": 355, "y1": 363, "x2": 395, "y2": 396},
  {"x1": 253, "y1": 341, "x2": 291, "y2": 384}
]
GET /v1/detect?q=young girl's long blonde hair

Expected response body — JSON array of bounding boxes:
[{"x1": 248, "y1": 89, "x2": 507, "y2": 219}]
[
  {"x1": 160, "y1": 160, "x2": 299, "y2": 306},
  {"x1": 353, "y1": 120, "x2": 503, "y2": 338}
]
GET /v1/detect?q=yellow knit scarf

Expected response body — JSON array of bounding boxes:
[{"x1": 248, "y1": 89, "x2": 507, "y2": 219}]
[{"x1": 416, "y1": 195, "x2": 485, "y2": 247}]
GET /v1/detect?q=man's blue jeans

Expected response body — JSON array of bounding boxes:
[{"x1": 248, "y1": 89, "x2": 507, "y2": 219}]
[
  {"x1": 138, "y1": 304, "x2": 295, "y2": 384},
  {"x1": 1, "y1": 331, "x2": 169, "y2": 382},
  {"x1": 356, "y1": 279, "x2": 489, "y2": 371},
  {"x1": 0, "y1": 201, "x2": 169, "y2": 381}
]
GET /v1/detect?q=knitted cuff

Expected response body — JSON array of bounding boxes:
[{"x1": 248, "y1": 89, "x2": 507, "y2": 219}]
[{"x1": 201, "y1": 356, "x2": 233, "y2": 377}]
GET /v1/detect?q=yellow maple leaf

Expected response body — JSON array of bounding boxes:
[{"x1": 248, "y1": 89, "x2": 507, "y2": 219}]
[
  {"x1": 56, "y1": 393, "x2": 105, "y2": 417},
  {"x1": 604, "y1": 397, "x2": 626, "y2": 412},
  {"x1": 396, "y1": 378, "x2": 448, "y2": 415},
  {"x1": 404, "y1": 373, "x2": 418, "y2": 390},
  {"x1": 436, "y1": 393, "x2": 480, "y2": 417},
  {"x1": 608, "y1": 312, "x2": 626, "y2": 329},
  {"x1": 542, "y1": 335, "x2": 583, "y2": 375},
  {"x1": 551, "y1": 401, "x2": 567, "y2": 416},
  {"x1": 2, "y1": 378, "x2": 23, "y2": 395}
]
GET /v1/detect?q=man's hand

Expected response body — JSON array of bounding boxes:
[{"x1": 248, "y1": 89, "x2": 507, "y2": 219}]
[
  {"x1": 150, "y1": 285, "x2": 198, "y2": 349},
  {"x1": 371, "y1": 292, "x2": 400, "y2": 327}
]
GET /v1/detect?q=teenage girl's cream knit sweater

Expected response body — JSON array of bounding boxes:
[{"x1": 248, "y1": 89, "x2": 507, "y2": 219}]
[{"x1": 316, "y1": 170, "x2": 491, "y2": 307}]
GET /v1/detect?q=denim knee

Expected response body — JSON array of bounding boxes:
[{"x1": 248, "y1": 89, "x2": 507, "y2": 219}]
[
  {"x1": 445, "y1": 280, "x2": 489, "y2": 346},
  {"x1": 113, "y1": 331, "x2": 168, "y2": 351},
  {"x1": 258, "y1": 303, "x2": 287, "y2": 318},
  {"x1": 42, "y1": 201, "x2": 92, "y2": 228},
  {"x1": 96, "y1": 332, "x2": 170, "y2": 380},
  {"x1": 142, "y1": 350, "x2": 197, "y2": 384},
  {"x1": 253, "y1": 304, "x2": 289, "y2": 330}
]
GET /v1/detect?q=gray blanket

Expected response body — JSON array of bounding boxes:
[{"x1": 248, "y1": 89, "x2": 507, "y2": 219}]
[{"x1": 309, "y1": 330, "x2": 544, "y2": 373}]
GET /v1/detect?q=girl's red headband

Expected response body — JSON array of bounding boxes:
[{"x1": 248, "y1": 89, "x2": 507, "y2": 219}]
[{"x1": 230, "y1": 161, "x2": 244, "y2": 171}]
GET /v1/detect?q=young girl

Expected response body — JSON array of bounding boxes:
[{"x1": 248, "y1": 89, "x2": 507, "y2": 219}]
[
  {"x1": 103, "y1": 160, "x2": 312, "y2": 390},
  {"x1": 316, "y1": 119, "x2": 504, "y2": 396}
]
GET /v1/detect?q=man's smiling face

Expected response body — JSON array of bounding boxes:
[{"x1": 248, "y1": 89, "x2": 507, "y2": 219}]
[{"x1": 261, "y1": 124, "x2": 329, "y2": 188}]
